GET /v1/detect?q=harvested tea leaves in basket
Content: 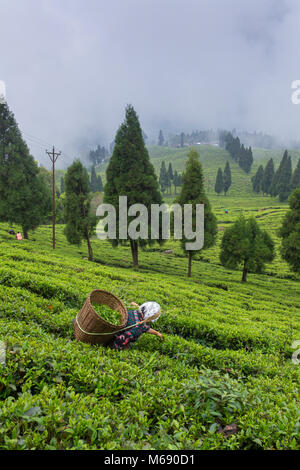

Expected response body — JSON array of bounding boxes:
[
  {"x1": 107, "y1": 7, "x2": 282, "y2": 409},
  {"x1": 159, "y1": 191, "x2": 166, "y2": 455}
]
[{"x1": 91, "y1": 302, "x2": 122, "y2": 325}]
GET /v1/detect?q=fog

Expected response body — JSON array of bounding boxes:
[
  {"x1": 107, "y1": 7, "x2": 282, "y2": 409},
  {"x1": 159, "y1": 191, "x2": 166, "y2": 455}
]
[{"x1": 1, "y1": 0, "x2": 300, "y2": 168}]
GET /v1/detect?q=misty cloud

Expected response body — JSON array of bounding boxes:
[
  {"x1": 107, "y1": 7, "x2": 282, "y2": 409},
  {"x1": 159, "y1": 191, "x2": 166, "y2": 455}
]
[{"x1": 1, "y1": 0, "x2": 300, "y2": 168}]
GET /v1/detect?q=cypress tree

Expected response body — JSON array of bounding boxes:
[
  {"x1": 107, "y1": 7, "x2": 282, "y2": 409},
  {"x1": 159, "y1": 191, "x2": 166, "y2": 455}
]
[
  {"x1": 223, "y1": 161, "x2": 232, "y2": 196},
  {"x1": 90, "y1": 166, "x2": 98, "y2": 192},
  {"x1": 220, "y1": 215, "x2": 275, "y2": 282},
  {"x1": 168, "y1": 162, "x2": 173, "y2": 181},
  {"x1": 64, "y1": 160, "x2": 96, "y2": 261},
  {"x1": 279, "y1": 188, "x2": 300, "y2": 274},
  {"x1": 215, "y1": 168, "x2": 224, "y2": 195},
  {"x1": 0, "y1": 100, "x2": 51, "y2": 238},
  {"x1": 277, "y1": 152, "x2": 292, "y2": 202},
  {"x1": 104, "y1": 105, "x2": 162, "y2": 267},
  {"x1": 251, "y1": 165, "x2": 264, "y2": 193},
  {"x1": 270, "y1": 150, "x2": 291, "y2": 199},
  {"x1": 158, "y1": 130, "x2": 164, "y2": 146},
  {"x1": 159, "y1": 161, "x2": 169, "y2": 194},
  {"x1": 175, "y1": 149, "x2": 217, "y2": 277},
  {"x1": 291, "y1": 159, "x2": 300, "y2": 191},
  {"x1": 60, "y1": 176, "x2": 65, "y2": 194},
  {"x1": 180, "y1": 132, "x2": 185, "y2": 148},
  {"x1": 262, "y1": 158, "x2": 275, "y2": 195},
  {"x1": 168, "y1": 162, "x2": 173, "y2": 194},
  {"x1": 173, "y1": 170, "x2": 178, "y2": 194},
  {"x1": 97, "y1": 174, "x2": 103, "y2": 192},
  {"x1": 239, "y1": 145, "x2": 253, "y2": 173}
]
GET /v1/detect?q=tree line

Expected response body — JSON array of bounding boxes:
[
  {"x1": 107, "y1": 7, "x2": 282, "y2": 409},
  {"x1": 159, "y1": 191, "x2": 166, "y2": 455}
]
[
  {"x1": 214, "y1": 162, "x2": 232, "y2": 196},
  {"x1": 219, "y1": 131, "x2": 253, "y2": 173},
  {"x1": 1, "y1": 99, "x2": 299, "y2": 282},
  {"x1": 159, "y1": 161, "x2": 182, "y2": 195},
  {"x1": 251, "y1": 151, "x2": 300, "y2": 201}
]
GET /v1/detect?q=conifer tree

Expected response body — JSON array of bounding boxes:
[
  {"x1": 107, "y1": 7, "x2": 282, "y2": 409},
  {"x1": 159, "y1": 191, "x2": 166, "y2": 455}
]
[
  {"x1": 64, "y1": 160, "x2": 96, "y2": 261},
  {"x1": 251, "y1": 165, "x2": 264, "y2": 193},
  {"x1": 168, "y1": 162, "x2": 173, "y2": 182},
  {"x1": 97, "y1": 174, "x2": 103, "y2": 192},
  {"x1": 276, "y1": 151, "x2": 292, "y2": 202},
  {"x1": 173, "y1": 170, "x2": 179, "y2": 194},
  {"x1": 175, "y1": 149, "x2": 217, "y2": 277},
  {"x1": 180, "y1": 132, "x2": 185, "y2": 148},
  {"x1": 90, "y1": 166, "x2": 98, "y2": 192},
  {"x1": 279, "y1": 188, "x2": 300, "y2": 274},
  {"x1": 223, "y1": 161, "x2": 232, "y2": 196},
  {"x1": 158, "y1": 130, "x2": 164, "y2": 146},
  {"x1": 159, "y1": 161, "x2": 169, "y2": 194},
  {"x1": 60, "y1": 176, "x2": 65, "y2": 194},
  {"x1": 0, "y1": 100, "x2": 51, "y2": 238},
  {"x1": 104, "y1": 105, "x2": 162, "y2": 267},
  {"x1": 262, "y1": 158, "x2": 275, "y2": 195},
  {"x1": 270, "y1": 150, "x2": 292, "y2": 200},
  {"x1": 168, "y1": 162, "x2": 173, "y2": 194},
  {"x1": 220, "y1": 215, "x2": 275, "y2": 282},
  {"x1": 215, "y1": 168, "x2": 224, "y2": 195},
  {"x1": 291, "y1": 159, "x2": 300, "y2": 191}
]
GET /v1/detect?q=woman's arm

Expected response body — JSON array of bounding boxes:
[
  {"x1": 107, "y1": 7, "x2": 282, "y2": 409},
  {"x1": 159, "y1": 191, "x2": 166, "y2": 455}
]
[
  {"x1": 147, "y1": 328, "x2": 163, "y2": 339},
  {"x1": 130, "y1": 302, "x2": 140, "y2": 308}
]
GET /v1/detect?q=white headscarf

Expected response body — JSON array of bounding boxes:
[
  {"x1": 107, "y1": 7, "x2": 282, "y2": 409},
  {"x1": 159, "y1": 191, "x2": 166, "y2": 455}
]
[{"x1": 139, "y1": 301, "x2": 161, "y2": 323}]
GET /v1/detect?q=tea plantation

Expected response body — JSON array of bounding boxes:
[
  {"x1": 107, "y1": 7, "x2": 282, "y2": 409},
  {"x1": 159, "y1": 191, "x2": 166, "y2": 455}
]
[{"x1": 0, "y1": 195, "x2": 300, "y2": 450}]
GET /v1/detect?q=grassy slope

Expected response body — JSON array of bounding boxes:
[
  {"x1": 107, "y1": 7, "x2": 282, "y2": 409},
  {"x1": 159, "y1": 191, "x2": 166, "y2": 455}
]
[{"x1": 0, "y1": 144, "x2": 299, "y2": 450}]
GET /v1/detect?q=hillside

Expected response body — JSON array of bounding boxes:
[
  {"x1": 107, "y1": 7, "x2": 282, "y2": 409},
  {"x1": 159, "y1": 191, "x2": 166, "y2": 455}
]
[
  {"x1": 0, "y1": 204, "x2": 300, "y2": 449},
  {"x1": 60, "y1": 144, "x2": 299, "y2": 200},
  {"x1": 1, "y1": 144, "x2": 300, "y2": 451},
  {"x1": 148, "y1": 145, "x2": 300, "y2": 198}
]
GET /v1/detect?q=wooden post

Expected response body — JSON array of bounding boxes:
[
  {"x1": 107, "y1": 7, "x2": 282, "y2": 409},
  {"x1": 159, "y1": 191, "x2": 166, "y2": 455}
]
[{"x1": 46, "y1": 147, "x2": 61, "y2": 249}]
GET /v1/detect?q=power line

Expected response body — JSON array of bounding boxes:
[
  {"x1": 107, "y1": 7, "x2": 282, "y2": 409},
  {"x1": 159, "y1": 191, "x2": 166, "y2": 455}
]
[
  {"x1": 21, "y1": 130, "x2": 53, "y2": 148},
  {"x1": 23, "y1": 136, "x2": 46, "y2": 151},
  {"x1": 20, "y1": 129, "x2": 77, "y2": 167}
]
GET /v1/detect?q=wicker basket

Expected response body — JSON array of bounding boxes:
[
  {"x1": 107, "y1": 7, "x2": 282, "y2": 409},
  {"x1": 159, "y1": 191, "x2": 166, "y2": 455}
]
[{"x1": 74, "y1": 289, "x2": 128, "y2": 345}]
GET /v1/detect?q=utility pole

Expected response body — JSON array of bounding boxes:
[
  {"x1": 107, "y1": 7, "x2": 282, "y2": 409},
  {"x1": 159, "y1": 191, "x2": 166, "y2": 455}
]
[{"x1": 46, "y1": 147, "x2": 61, "y2": 249}]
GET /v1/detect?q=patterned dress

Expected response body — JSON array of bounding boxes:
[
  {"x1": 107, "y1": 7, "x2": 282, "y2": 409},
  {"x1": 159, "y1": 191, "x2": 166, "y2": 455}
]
[{"x1": 112, "y1": 309, "x2": 150, "y2": 351}]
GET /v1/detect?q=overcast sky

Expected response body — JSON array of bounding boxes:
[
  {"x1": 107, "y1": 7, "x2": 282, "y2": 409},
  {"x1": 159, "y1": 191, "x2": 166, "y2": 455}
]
[{"x1": 1, "y1": 0, "x2": 300, "y2": 167}]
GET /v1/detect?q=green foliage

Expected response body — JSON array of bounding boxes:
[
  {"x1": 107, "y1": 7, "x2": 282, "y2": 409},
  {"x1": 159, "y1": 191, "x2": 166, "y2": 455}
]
[
  {"x1": 291, "y1": 159, "x2": 300, "y2": 191},
  {"x1": 104, "y1": 105, "x2": 162, "y2": 266},
  {"x1": 1, "y1": 143, "x2": 300, "y2": 450},
  {"x1": 90, "y1": 166, "x2": 98, "y2": 193},
  {"x1": 64, "y1": 160, "x2": 96, "y2": 260},
  {"x1": 0, "y1": 218, "x2": 299, "y2": 450},
  {"x1": 91, "y1": 303, "x2": 122, "y2": 325},
  {"x1": 220, "y1": 215, "x2": 275, "y2": 282},
  {"x1": 0, "y1": 101, "x2": 51, "y2": 237},
  {"x1": 278, "y1": 188, "x2": 300, "y2": 274},
  {"x1": 88, "y1": 145, "x2": 108, "y2": 166},
  {"x1": 223, "y1": 161, "x2": 232, "y2": 196},
  {"x1": 223, "y1": 132, "x2": 253, "y2": 173},
  {"x1": 158, "y1": 130, "x2": 164, "y2": 146},
  {"x1": 261, "y1": 158, "x2": 275, "y2": 195},
  {"x1": 251, "y1": 165, "x2": 264, "y2": 194},
  {"x1": 270, "y1": 150, "x2": 292, "y2": 202},
  {"x1": 168, "y1": 162, "x2": 173, "y2": 181},
  {"x1": 215, "y1": 168, "x2": 224, "y2": 195},
  {"x1": 175, "y1": 149, "x2": 217, "y2": 276},
  {"x1": 159, "y1": 161, "x2": 169, "y2": 194},
  {"x1": 60, "y1": 176, "x2": 65, "y2": 194}
]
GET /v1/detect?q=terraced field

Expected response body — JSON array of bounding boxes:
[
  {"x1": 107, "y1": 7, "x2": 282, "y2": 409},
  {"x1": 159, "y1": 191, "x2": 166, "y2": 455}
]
[{"x1": 0, "y1": 198, "x2": 299, "y2": 450}]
